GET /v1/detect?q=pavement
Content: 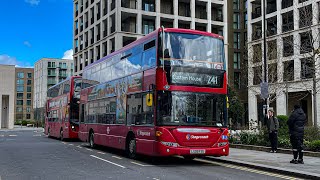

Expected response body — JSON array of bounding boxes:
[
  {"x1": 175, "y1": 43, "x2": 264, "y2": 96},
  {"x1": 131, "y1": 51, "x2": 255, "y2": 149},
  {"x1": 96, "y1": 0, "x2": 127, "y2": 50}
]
[
  {"x1": 208, "y1": 148, "x2": 320, "y2": 179},
  {"x1": 0, "y1": 130, "x2": 300, "y2": 180},
  {"x1": 0, "y1": 125, "x2": 44, "y2": 132}
]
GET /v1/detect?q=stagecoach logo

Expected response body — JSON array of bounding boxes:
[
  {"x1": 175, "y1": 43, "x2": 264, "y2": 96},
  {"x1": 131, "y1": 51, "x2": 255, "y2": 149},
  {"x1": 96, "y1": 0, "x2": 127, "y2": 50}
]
[
  {"x1": 138, "y1": 130, "x2": 151, "y2": 136},
  {"x1": 186, "y1": 134, "x2": 209, "y2": 140},
  {"x1": 186, "y1": 134, "x2": 191, "y2": 140}
]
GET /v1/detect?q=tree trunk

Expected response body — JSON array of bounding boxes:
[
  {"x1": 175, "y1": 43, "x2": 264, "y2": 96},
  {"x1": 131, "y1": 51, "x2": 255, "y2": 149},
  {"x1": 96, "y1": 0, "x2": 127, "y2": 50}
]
[{"x1": 313, "y1": 55, "x2": 317, "y2": 126}]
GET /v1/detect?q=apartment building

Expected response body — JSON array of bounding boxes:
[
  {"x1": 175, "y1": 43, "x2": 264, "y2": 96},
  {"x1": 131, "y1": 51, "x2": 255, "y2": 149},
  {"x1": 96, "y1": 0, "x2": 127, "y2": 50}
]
[
  {"x1": 14, "y1": 68, "x2": 34, "y2": 122},
  {"x1": 33, "y1": 58, "x2": 74, "y2": 122},
  {"x1": 247, "y1": 0, "x2": 320, "y2": 128},
  {"x1": 0, "y1": 65, "x2": 15, "y2": 129},
  {"x1": 73, "y1": 0, "x2": 228, "y2": 76}
]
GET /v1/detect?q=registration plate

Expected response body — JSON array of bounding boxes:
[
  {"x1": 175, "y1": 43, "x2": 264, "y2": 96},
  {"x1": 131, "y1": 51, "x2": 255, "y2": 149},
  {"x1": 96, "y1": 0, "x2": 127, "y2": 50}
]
[{"x1": 190, "y1": 149, "x2": 206, "y2": 154}]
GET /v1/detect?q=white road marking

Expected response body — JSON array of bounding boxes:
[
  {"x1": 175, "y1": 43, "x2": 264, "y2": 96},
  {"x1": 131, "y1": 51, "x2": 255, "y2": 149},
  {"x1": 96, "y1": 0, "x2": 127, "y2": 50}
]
[
  {"x1": 112, "y1": 156, "x2": 123, "y2": 160},
  {"x1": 152, "y1": 178, "x2": 160, "y2": 180},
  {"x1": 90, "y1": 155, "x2": 126, "y2": 169},
  {"x1": 97, "y1": 151, "x2": 106, "y2": 155},
  {"x1": 68, "y1": 144, "x2": 74, "y2": 146},
  {"x1": 76, "y1": 145, "x2": 83, "y2": 149},
  {"x1": 0, "y1": 135, "x2": 4, "y2": 137},
  {"x1": 131, "y1": 161, "x2": 153, "y2": 167},
  {"x1": 86, "y1": 148, "x2": 93, "y2": 151},
  {"x1": 33, "y1": 134, "x2": 41, "y2": 137},
  {"x1": 62, "y1": 142, "x2": 67, "y2": 144},
  {"x1": 8, "y1": 135, "x2": 17, "y2": 137}
]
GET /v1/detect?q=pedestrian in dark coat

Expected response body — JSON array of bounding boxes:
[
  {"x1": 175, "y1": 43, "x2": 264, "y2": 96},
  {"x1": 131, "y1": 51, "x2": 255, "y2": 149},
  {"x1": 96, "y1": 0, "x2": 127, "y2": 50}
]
[
  {"x1": 287, "y1": 105, "x2": 306, "y2": 164},
  {"x1": 266, "y1": 109, "x2": 279, "y2": 153}
]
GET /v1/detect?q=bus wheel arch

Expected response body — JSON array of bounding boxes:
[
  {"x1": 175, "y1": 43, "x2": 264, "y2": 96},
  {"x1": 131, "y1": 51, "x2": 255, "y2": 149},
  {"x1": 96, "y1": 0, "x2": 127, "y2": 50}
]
[
  {"x1": 126, "y1": 131, "x2": 137, "y2": 159},
  {"x1": 89, "y1": 129, "x2": 95, "y2": 148}
]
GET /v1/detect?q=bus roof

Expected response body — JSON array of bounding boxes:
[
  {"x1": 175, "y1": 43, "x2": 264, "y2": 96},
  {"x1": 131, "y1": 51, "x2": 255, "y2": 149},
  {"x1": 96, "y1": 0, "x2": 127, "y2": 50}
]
[
  {"x1": 84, "y1": 28, "x2": 224, "y2": 71},
  {"x1": 47, "y1": 76, "x2": 81, "y2": 91}
]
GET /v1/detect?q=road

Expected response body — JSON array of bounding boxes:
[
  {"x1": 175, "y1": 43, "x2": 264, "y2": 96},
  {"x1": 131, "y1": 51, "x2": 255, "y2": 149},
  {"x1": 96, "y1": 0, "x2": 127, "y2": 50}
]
[{"x1": 0, "y1": 130, "x2": 302, "y2": 180}]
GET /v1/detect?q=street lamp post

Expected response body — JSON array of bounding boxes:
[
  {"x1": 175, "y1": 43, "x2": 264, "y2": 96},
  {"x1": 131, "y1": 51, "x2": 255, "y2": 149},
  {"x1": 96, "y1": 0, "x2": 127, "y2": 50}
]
[{"x1": 263, "y1": 0, "x2": 268, "y2": 124}]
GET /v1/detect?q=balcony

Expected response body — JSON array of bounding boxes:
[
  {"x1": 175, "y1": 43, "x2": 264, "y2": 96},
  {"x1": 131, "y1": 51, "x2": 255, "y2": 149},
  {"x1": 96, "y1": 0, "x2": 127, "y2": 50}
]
[
  {"x1": 104, "y1": 30, "x2": 107, "y2": 37},
  {"x1": 91, "y1": 17, "x2": 94, "y2": 25},
  {"x1": 75, "y1": 47, "x2": 78, "y2": 53},
  {"x1": 58, "y1": 66, "x2": 68, "y2": 70},
  {"x1": 91, "y1": 39, "x2": 94, "y2": 44},
  {"x1": 47, "y1": 65, "x2": 56, "y2": 69},
  {"x1": 85, "y1": 21, "x2": 88, "y2": 28},
  {"x1": 80, "y1": 25, "x2": 83, "y2": 32},
  {"x1": 85, "y1": 1, "x2": 88, "y2": 8},
  {"x1": 75, "y1": 10, "x2": 78, "y2": 17},
  {"x1": 97, "y1": 13, "x2": 101, "y2": 20},
  {"x1": 80, "y1": 6, "x2": 83, "y2": 12},
  {"x1": 75, "y1": 29, "x2": 78, "y2": 35},
  {"x1": 104, "y1": 8, "x2": 107, "y2": 15},
  {"x1": 97, "y1": 34, "x2": 100, "y2": 41},
  {"x1": 85, "y1": 42, "x2": 88, "y2": 47},
  {"x1": 80, "y1": 44, "x2": 83, "y2": 50}
]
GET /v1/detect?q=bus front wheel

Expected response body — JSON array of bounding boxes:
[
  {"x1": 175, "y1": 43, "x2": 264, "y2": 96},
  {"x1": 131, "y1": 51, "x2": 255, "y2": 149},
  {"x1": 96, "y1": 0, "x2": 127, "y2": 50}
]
[
  {"x1": 127, "y1": 138, "x2": 137, "y2": 159},
  {"x1": 89, "y1": 132, "x2": 95, "y2": 148}
]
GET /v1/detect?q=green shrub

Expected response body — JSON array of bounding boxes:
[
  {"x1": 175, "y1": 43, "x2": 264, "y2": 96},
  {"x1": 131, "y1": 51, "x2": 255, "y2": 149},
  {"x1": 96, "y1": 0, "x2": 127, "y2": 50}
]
[
  {"x1": 21, "y1": 120, "x2": 28, "y2": 126},
  {"x1": 308, "y1": 140, "x2": 320, "y2": 152},
  {"x1": 276, "y1": 115, "x2": 289, "y2": 138},
  {"x1": 304, "y1": 126, "x2": 320, "y2": 142},
  {"x1": 278, "y1": 137, "x2": 291, "y2": 148}
]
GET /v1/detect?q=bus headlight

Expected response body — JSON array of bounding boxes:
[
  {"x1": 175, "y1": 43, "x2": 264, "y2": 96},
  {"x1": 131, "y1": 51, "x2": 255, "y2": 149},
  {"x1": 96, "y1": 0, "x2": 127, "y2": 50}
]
[
  {"x1": 218, "y1": 142, "x2": 228, "y2": 147},
  {"x1": 161, "y1": 141, "x2": 179, "y2": 147}
]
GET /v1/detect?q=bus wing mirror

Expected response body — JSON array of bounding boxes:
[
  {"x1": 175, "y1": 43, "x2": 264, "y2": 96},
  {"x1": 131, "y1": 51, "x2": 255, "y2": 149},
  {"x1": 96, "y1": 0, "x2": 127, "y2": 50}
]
[{"x1": 146, "y1": 93, "x2": 153, "y2": 107}]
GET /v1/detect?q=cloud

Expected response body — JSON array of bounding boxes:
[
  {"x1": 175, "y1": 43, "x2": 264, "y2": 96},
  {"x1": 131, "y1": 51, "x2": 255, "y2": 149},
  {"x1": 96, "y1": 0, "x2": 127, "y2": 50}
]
[
  {"x1": 0, "y1": 54, "x2": 33, "y2": 68},
  {"x1": 62, "y1": 49, "x2": 73, "y2": 60},
  {"x1": 24, "y1": 41, "x2": 32, "y2": 48},
  {"x1": 25, "y1": 0, "x2": 40, "y2": 6}
]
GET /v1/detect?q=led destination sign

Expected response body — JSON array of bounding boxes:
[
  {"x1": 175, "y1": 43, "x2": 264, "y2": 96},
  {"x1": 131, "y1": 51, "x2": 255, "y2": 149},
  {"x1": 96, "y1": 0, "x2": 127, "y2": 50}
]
[{"x1": 170, "y1": 67, "x2": 224, "y2": 88}]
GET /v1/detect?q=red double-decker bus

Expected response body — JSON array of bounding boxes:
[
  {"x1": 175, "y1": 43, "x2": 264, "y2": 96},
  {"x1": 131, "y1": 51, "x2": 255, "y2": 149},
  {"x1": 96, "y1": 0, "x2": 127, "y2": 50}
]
[
  {"x1": 79, "y1": 28, "x2": 229, "y2": 159},
  {"x1": 45, "y1": 76, "x2": 83, "y2": 140}
]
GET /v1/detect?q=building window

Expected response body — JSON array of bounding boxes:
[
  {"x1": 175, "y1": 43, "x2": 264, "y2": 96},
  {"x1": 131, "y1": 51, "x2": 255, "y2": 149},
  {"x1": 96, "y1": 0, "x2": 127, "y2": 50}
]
[
  {"x1": 300, "y1": 31, "x2": 313, "y2": 54},
  {"x1": 16, "y1": 107, "x2": 23, "y2": 112},
  {"x1": 27, "y1": 80, "x2": 32, "y2": 85},
  {"x1": 17, "y1": 72, "x2": 24, "y2": 78},
  {"x1": 17, "y1": 100, "x2": 23, "y2": 105},
  {"x1": 233, "y1": 13, "x2": 240, "y2": 29},
  {"x1": 27, "y1": 86, "x2": 32, "y2": 92},
  {"x1": 299, "y1": 5, "x2": 312, "y2": 28},
  {"x1": 253, "y1": 66, "x2": 262, "y2": 85},
  {"x1": 301, "y1": 57, "x2": 313, "y2": 79},
  {"x1": 283, "y1": 60, "x2": 294, "y2": 81},
  {"x1": 27, "y1": 107, "x2": 31, "y2": 113},
  {"x1": 27, "y1": 73, "x2": 32, "y2": 78},
  {"x1": 253, "y1": 43, "x2": 262, "y2": 63},
  {"x1": 233, "y1": 53, "x2": 240, "y2": 69},
  {"x1": 27, "y1": 93, "x2": 32, "y2": 99},
  {"x1": 142, "y1": 20, "x2": 155, "y2": 35},
  {"x1": 268, "y1": 63, "x2": 277, "y2": 83},
  {"x1": 233, "y1": 0, "x2": 240, "y2": 10},
  {"x1": 17, "y1": 79, "x2": 24, "y2": 85},
  {"x1": 234, "y1": 72, "x2": 241, "y2": 89},
  {"x1": 142, "y1": 0, "x2": 155, "y2": 12},
  {"x1": 233, "y1": 32, "x2": 240, "y2": 49},
  {"x1": 282, "y1": 11, "x2": 294, "y2": 33},
  {"x1": 283, "y1": 35, "x2": 294, "y2": 57},
  {"x1": 282, "y1": 0, "x2": 293, "y2": 9},
  {"x1": 17, "y1": 86, "x2": 24, "y2": 92},
  {"x1": 267, "y1": 40, "x2": 277, "y2": 60},
  {"x1": 17, "y1": 93, "x2": 23, "y2": 99},
  {"x1": 27, "y1": 100, "x2": 32, "y2": 106},
  {"x1": 26, "y1": 114, "x2": 31, "y2": 119}
]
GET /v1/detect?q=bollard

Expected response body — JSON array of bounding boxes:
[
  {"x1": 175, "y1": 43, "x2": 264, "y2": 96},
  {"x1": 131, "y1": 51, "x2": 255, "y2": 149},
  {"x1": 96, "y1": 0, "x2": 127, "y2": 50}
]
[{"x1": 21, "y1": 124, "x2": 22, "y2": 128}]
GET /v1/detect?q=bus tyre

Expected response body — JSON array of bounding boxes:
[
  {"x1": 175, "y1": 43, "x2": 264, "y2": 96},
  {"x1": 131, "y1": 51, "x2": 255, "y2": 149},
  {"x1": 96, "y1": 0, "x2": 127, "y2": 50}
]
[
  {"x1": 60, "y1": 130, "x2": 64, "y2": 141},
  {"x1": 89, "y1": 132, "x2": 95, "y2": 148},
  {"x1": 127, "y1": 138, "x2": 137, "y2": 159}
]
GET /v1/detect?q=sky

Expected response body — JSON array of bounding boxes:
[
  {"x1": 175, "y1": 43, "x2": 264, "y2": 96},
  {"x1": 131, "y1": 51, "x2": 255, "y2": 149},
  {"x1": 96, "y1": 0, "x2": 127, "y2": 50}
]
[{"x1": 0, "y1": 0, "x2": 74, "y2": 67}]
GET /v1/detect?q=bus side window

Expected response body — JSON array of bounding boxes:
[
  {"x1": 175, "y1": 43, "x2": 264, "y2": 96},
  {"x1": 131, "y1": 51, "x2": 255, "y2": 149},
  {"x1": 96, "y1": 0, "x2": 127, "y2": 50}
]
[
  {"x1": 80, "y1": 104, "x2": 85, "y2": 123},
  {"x1": 142, "y1": 40, "x2": 156, "y2": 70}
]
